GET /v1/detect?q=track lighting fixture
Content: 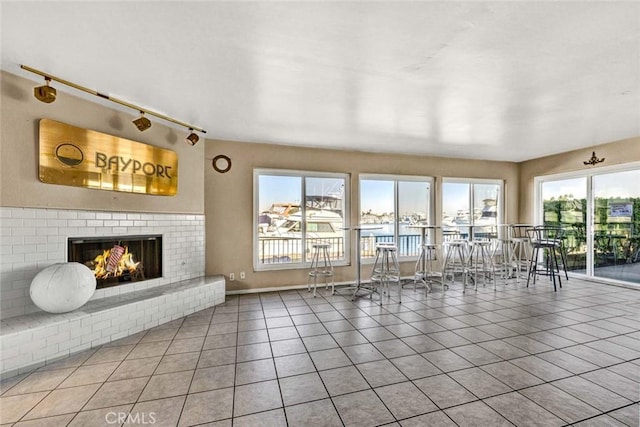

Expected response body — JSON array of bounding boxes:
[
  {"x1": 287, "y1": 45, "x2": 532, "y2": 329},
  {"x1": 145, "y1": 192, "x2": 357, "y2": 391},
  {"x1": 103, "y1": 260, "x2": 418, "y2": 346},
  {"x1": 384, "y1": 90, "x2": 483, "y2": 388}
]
[
  {"x1": 21, "y1": 64, "x2": 206, "y2": 145},
  {"x1": 132, "y1": 111, "x2": 152, "y2": 132},
  {"x1": 34, "y1": 77, "x2": 57, "y2": 103},
  {"x1": 185, "y1": 129, "x2": 199, "y2": 146}
]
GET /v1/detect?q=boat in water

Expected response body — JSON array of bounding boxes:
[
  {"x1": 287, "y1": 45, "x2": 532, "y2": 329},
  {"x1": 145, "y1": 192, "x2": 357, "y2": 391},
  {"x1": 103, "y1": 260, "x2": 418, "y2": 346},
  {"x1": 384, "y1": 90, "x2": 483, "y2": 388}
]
[
  {"x1": 257, "y1": 196, "x2": 345, "y2": 264},
  {"x1": 442, "y1": 198, "x2": 498, "y2": 237},
  {"x1": 262, "y1": 209, "x2": 344, "y2": 239}
]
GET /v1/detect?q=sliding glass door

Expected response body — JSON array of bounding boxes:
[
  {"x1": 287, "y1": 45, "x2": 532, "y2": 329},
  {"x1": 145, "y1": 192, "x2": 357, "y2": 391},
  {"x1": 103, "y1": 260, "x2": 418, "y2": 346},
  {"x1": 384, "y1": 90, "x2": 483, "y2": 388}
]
[
  {"x1": 593, "y1": 170, "x2": 640, "y2": 283},
  {"x1": 537, "y1": 164, "x2": 640, "y2": 285}
]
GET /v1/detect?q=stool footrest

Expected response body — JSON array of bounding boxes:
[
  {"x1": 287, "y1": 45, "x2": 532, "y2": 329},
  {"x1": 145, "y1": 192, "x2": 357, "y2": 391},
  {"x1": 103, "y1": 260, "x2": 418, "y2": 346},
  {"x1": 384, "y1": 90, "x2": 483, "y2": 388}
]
[{"x1": 309, "y1": 271, "x2": 333, "y2": 276}]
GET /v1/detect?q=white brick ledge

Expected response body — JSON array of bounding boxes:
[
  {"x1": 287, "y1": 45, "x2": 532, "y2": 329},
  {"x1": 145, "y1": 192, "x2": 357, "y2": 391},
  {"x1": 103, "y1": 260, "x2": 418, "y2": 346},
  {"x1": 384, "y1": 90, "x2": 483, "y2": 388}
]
[{"x1": 0, "y1": 275, "x2": 225, "y2": 379}]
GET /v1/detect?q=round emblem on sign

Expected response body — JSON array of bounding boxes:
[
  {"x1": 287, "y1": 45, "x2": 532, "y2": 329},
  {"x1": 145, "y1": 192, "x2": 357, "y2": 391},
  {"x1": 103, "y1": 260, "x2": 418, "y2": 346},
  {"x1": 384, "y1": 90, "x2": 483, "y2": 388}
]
[
  {"x1": 212, "y1": 155, "x2": 232, "y2": 173},
  {"x1": 55, "y1": 143, "x2": 84, "y2": 167}
]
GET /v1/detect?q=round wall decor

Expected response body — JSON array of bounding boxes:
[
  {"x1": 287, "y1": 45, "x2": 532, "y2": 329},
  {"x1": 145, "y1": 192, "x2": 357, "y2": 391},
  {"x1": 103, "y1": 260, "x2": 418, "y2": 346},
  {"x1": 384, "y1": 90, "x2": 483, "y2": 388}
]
[{"x1": 212, "y1": 155, "x2": 232, "y2": 173}]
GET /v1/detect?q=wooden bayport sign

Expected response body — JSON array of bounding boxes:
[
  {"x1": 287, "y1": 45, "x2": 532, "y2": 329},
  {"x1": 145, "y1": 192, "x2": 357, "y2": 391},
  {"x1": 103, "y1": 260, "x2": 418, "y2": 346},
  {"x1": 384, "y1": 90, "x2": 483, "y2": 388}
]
[{"x1": 39, "y1": 119, "x2": 178, "y2": 196}]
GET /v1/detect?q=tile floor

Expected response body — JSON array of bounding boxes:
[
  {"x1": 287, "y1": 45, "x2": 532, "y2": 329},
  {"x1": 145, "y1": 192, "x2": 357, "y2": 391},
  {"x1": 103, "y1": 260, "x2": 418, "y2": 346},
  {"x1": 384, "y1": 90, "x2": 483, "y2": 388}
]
[{"x1": 1, "y1": 277, "x2": 639, "y2": 426}]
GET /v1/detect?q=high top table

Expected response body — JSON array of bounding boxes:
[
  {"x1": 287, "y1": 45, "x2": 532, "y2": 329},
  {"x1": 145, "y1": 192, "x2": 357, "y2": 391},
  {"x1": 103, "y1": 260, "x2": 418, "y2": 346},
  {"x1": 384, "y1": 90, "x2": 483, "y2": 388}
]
[
  {"x1": 408, "y1": 224, "x2": 441, "y2": 245},
  {"x1": 340, "y1": 225, "x2": 383, "y2": 300},
  {"x1": 494, "y1": 224, "x2": 515, "y2": 279}
]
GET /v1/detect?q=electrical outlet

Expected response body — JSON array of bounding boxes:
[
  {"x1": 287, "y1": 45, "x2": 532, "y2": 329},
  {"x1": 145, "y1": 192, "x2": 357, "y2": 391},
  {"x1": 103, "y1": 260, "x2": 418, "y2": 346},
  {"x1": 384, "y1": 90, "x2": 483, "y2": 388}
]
[
  {"x1": 229, "y1": 273, "x2": 235, "y2": 281},
  {"x1": 240, "y1": 271, "x2": 245, "y2": 280}
]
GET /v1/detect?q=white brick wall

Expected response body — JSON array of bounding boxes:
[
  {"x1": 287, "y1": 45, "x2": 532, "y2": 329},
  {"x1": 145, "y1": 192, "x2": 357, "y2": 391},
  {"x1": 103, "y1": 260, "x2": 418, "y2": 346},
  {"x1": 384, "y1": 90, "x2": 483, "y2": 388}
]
[{"x1": 0, "y1": 207, "x2": 206, "y2": 320}]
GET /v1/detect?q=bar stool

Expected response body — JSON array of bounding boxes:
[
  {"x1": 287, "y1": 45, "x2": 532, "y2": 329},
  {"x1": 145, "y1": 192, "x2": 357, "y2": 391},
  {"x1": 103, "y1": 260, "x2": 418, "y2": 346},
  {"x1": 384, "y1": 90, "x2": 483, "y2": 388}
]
[
  {"x1": 443, "y1": 240, "x2": 469, "y2": 291},
  {"x1": 412, "y1": 243, "x2": 446, "y2": 293},
  {"x1": 469, "y1": 239, "x2": 497, "y2": 290},
  {"x1": 308, "y1": 242, "x2": 334, "y2": 297},
  {"x1": 510, "y1": 224, "x2": 532, "y2": 283},
  {"x1": 526, "y1": 226, "x2": 564, "y2": 291},
  {"x1": 371, "y1": 243, "x2": 401, "y2": 305}
]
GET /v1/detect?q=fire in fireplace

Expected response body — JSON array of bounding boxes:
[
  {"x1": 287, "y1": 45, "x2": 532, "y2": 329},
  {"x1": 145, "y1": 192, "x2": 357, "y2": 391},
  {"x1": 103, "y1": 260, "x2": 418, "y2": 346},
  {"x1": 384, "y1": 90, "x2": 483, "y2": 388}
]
[{"x1": 68, "y1": 235, "x2": 162, "y2": 289}]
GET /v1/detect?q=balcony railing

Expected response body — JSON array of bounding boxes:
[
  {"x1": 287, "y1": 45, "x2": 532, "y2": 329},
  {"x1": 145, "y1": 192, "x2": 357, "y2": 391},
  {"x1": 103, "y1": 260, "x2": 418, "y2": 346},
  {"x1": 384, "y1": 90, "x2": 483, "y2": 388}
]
[
  {"x1": 258, "y1": 236, "x2": 345, "y2": 264},
  {"x1": 360, "y1": 234, "x2": 422, "y2": 258},
  {"x1": 258, "y1": 234, "x2": 422, "y2": 265}
]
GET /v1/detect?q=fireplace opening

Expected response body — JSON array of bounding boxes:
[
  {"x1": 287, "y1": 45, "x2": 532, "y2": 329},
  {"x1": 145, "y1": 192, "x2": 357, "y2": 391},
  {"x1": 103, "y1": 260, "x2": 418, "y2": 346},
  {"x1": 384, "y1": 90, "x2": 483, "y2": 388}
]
[{"x1": 68, "y1": 235, "x2": 162, "y2": 289}]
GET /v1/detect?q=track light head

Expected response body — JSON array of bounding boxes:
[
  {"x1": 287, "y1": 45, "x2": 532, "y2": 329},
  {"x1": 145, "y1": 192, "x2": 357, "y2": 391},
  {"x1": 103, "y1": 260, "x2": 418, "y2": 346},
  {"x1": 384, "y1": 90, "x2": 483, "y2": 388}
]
[
  {"x1": 132, "y1": 111, "x2": 152, "y2": 132},
  {"x1": 186, "y1": 129, "x2": 199, "y2": 146},
  {"x1": 34, "y1": 77, "x2": 57, "y2": 103}
]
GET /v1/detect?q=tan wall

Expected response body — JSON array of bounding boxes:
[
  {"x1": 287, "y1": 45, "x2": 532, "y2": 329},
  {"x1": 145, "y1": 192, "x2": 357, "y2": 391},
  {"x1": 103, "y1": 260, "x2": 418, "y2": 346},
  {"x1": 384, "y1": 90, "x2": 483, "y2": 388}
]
[
  {"x1": 12, "y1": 69, "x2": 638, "y2": 293},
  {"x1": 0, "y1": 71, "x2": 204, "y2": 213},
  {"x1": 205, "y1": 138, "x2": 520, "y2": 291},
  {"x1": 519, "y1": 136, "x2": 640, "y2": 223}
]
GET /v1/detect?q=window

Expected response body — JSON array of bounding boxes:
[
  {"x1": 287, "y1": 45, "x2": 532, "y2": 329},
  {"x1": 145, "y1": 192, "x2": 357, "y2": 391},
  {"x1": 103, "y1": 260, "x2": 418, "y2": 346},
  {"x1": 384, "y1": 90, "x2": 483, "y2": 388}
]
[
  {"x1": 254, "y1": 169, "x2": 349, "y2": 270},
  {"x1": 442, "y1": 178, "x2": 503, "y2": 239},
  {"x1": 359, "y1": 175, "x2": 433, "y2": 259}
]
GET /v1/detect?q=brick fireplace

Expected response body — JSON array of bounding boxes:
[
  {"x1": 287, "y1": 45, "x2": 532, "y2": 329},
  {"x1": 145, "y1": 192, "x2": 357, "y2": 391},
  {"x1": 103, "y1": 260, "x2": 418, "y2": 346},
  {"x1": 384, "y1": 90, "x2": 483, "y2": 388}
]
[
  {"x1": 0, "y1": 207, "x2": 206, "y2": 320},
  {"x1": 0, "y1": 206, "x2": 225, "y2": 378}
]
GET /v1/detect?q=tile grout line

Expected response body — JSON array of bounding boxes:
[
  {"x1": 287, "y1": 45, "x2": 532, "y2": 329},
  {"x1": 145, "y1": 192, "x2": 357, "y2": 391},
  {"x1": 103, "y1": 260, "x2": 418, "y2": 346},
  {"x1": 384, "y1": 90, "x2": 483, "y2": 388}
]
[
  {"x1": 175, "y1": 307, "x2": 215, "y2": 426},
  {"x1": 219, "y1": 300, "x2": 241, "y2": 426},
  {"x1": 290, "y1": 290, "x2": 347, "y2": 427},
  {"x1": 264, "y1": 293, "x2": 290, "y2": 427},
  {"x1": 14, "y1": 333, "x2": 143, "y2": 425}
]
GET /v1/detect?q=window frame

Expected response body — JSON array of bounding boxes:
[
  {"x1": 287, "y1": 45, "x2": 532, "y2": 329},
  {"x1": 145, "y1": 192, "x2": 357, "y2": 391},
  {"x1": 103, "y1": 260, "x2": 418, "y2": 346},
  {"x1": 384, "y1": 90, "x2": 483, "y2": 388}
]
[
  {"x1": 441, "y1": 177, "x2": 505, "y2": 236},
  {"x1": 253, "y1": 168, "x2": 350, "y2": 271},
  {"x1": 359, "y1": 173, "x2": 435, "y2": 262}
]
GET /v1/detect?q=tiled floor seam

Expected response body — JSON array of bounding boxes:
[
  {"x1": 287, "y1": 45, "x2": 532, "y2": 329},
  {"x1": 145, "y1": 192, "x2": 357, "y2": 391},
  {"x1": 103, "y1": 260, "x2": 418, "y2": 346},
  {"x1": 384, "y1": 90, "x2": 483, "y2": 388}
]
[
  {"x1": 226, "y1": 306, "x2": 241, "y2": 423},
  {"x1": 287, "y1": 294, "x2": 347, "y2": 427},
  {"x1": 475, "y1": 371, "x2": 606, "y2": 424},
  {"x1": 94, "y1": 315, "x2": 190, "y2": 423},
  {"x1": 175, "y1": 311, "x2": 214, "y2": 426},
  {"x1": 421, "y1": 328, "x2": 634, "y2": 424},
  {"x1": 18, "y1": 339, "x2": 140, "y2": 425},
  {"x1": 563, "y1": 401, "x2": 640, "y2": 427},
  {"x1": 264, "y1": 302, "x2": 291, "y2": 427}
]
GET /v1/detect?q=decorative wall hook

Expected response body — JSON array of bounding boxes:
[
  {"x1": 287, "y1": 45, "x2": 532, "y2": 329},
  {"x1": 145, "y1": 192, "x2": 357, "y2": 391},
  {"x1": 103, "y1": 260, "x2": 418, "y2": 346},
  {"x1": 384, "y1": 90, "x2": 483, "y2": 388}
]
[{"x1": 583, "y1": 151, "x2": 605, "y2": 166}]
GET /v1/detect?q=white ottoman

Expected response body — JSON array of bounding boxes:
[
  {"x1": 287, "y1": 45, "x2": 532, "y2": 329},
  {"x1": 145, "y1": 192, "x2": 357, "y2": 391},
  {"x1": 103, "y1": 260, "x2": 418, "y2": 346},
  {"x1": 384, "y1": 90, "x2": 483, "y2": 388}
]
[{"x1": 30, "y1": 263, "x2": 96, "y2": 313}]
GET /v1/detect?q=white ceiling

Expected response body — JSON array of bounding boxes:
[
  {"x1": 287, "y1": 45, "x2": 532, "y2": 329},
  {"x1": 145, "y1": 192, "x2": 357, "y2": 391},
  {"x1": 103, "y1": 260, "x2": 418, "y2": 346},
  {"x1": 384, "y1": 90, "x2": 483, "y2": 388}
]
[{"x1": 2, "y1": 1, "x2": 639, "y2": 162}]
